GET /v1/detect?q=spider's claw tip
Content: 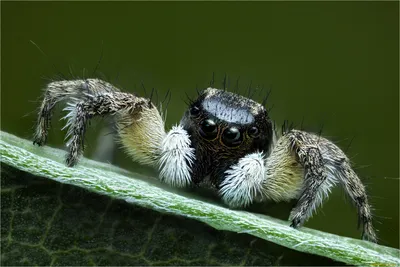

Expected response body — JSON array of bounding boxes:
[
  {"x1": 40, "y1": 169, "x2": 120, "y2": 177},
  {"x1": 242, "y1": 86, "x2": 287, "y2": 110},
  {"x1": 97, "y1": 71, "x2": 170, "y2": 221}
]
[
  {"x1": 65, "y1": 156, "x2": 78, "y2": 167},
  {"x1": 289, "y1": 216, "x2": 303, "y2": 229},
  {"x1": 33, "y1": 136, "x2": 46, "y2": 146}
]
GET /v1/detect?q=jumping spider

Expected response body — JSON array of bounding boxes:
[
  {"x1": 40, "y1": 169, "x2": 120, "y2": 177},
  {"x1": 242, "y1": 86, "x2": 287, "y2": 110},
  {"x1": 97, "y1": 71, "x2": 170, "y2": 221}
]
[{"x1": 33, "y1": 78, "x2": 377, "y2": 242}]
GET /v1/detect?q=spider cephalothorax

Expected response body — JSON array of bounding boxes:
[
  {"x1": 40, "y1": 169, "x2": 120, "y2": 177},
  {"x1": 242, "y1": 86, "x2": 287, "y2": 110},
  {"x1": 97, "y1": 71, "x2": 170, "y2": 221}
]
[
  {"x1": 180, "y1": 88, "x2": 274, "y2": 186},
  {"x1": 33, "y1": 78, "x2": 377, "y2": 243}
]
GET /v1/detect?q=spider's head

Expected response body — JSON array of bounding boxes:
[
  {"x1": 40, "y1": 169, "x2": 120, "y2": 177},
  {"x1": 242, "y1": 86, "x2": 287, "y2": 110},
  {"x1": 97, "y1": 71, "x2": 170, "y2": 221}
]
[{"x1": 180, "y1": 88, "x2": 274, "y2": 181}]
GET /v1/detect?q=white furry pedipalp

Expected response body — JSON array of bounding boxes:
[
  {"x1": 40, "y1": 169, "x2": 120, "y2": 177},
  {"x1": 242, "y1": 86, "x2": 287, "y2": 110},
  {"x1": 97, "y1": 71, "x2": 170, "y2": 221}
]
[
  {"x1": 220, "y1": 152, "x2": 265, "y2": 208},
  {"x1": 158, "y1": 125, "x2": 195, "y2": 187}
]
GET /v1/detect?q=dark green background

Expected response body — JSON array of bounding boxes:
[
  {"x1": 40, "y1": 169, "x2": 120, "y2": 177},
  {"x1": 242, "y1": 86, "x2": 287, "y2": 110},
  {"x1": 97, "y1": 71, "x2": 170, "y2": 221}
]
[{"x1": 1, "y1": 2, "x2": 399, "y2": 249}]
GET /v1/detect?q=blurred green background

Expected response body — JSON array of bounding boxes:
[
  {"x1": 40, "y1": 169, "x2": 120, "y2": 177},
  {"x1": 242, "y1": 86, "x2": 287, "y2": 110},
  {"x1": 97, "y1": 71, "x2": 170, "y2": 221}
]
[{"x1": 1, "y1": 2, "x2": 398, "y2": 249}]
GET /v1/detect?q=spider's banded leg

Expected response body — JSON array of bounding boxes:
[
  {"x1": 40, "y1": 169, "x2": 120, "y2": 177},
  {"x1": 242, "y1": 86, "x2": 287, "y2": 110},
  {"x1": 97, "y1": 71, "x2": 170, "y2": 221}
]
[
  {"x1": 287, "y1": 130, "x2": 377, "y2": 242},
  {"x1": 33, "y1": 79, "x2": 119, "y2": 146},
  {"x1": 287, "y1": 141, "x2": 327, "y2": 228},
  {"x1": 64, "y1": 92, "x2": 165, "y2": 167},
  {"x1": 328, "y1": 152, "x2": 377, "y2": 242}
]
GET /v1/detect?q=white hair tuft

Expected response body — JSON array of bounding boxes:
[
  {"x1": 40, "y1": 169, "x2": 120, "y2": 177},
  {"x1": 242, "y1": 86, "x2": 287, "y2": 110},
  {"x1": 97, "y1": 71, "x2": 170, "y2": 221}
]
[
  {"x1": 220, "y1": 152, "x2": 265, "y2": 208},
  {"x1": 158, "y1": 125, "x2": 195, "y2": 187}
]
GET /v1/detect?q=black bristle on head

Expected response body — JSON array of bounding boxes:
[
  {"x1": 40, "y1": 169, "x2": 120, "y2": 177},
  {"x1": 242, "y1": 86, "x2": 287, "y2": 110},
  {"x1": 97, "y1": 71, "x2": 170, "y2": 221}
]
[
  {"x1": 209, "y1": 72, "x2": 215, "y2": 87},
  {"x1": 222, "y1": 73, "x2": 227, "y2": 91},
  {"x1": 261, "y1": 87, "x2": 272, "y2": 107},
  {"x1": 184, "y1": 91, "x2": 194, "y2": 107},
  {"x1": 247, "y1": 81, "x2": 253, "y2": 98}
]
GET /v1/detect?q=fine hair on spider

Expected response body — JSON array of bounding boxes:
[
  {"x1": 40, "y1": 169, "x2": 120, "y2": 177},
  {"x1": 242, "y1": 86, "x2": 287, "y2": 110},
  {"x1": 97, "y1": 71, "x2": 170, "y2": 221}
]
[{"x1": 32, "y1": 70, "x2": 378, "y2": 243}]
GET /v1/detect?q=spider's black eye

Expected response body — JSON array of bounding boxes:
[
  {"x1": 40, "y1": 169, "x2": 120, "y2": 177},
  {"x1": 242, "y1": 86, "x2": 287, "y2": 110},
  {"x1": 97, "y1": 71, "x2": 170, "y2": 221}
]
[
  {"x1": 199, "y1": 119, "x2": 218, "y2": 140},
  {"x1": 248, "y1": 126, "x2": 260, "y2": 138},
  {"x1": 222, "y1": 127, "x2": 243, "y2": 147},
  {"x1": 190, "y1": 106, "x2": 201, "y2": 117}
]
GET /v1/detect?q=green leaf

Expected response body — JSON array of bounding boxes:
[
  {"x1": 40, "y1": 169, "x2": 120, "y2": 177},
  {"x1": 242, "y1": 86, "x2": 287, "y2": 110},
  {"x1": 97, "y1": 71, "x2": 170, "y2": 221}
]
[
  {"x1": 2, "y1": 164, "x2": 341, "y2": 266},
  {"x1": 1, "y1": 131, "x2": 399, "y2": 266}
]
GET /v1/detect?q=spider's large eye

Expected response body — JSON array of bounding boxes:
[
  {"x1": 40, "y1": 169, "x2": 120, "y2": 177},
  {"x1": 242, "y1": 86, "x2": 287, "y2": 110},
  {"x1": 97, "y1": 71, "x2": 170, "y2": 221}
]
[
  {"x1": 222, "y1": 127, "x2": 243, "y2": 147},
  {"x1": 199, "y1": 119, "x2": 218, "y2": 140},
  {"x1": 190, "y1": 106, "x2": 200, "y2": 117},
  {"x1": 248, "y1": 126, "x2": 260, "y2": 138}
]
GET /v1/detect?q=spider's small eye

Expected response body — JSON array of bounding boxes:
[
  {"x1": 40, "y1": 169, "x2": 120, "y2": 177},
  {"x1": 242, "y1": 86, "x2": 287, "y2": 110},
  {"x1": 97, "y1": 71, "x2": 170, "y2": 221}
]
[
  {"x1": 248, "y1": 126, "x2": 260, "y2": 138},
  {"x1": 222, "y1": 127, "x2": 243, "y2": 147},
  {"x1": 199, "y1": 119, "x2": 218, "y2": 140},
  {"x1": 190, "y1": 106, "x2": 201, "y2": 117}
]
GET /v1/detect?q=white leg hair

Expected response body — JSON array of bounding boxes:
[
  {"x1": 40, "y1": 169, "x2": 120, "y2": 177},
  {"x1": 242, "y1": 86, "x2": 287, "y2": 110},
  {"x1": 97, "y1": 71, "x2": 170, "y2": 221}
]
[
  {"x1": 158, "y1": 125, "x2": 195, "y2": 188},
  {"x1": 219, "y1": 152, "x2": 266, "y2": 208}
]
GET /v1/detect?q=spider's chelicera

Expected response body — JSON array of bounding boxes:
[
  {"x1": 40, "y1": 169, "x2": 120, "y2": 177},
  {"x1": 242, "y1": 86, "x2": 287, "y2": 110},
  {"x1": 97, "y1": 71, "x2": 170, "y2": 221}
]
[{"x1": 33, "y1": 78, "x2": 377, "y2": 243}]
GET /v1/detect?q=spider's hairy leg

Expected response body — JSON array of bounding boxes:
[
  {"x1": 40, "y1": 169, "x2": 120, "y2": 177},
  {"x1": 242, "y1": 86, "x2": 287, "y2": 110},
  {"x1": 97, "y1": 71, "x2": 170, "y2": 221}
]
[
  {"x1": 329, "y1": 151, "x2": 377, "y2": 243},
  {"x1": 63, "y1": 91, "x2": 164, "y2": 167},
  {"x1": 33, "y1": 78, "x2": 119, "y2": 146},
  {"x1": 285, "y1": 131, "x2": 328, "y2": 228},
  {"x1": 219, "y1": 129, "x2": 376, "y2": 242},
  {"x1": 286, "y1": 130, "x2": 377, "y2": 243}
]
